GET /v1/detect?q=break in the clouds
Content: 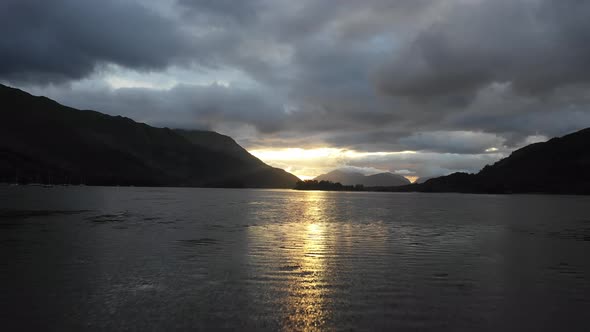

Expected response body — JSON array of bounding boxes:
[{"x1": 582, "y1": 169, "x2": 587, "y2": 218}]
[{"x1": 2, "y1": 0, "x2": 590, "y2": 179}]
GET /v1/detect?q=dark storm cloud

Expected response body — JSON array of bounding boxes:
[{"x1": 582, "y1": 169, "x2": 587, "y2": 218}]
[
  {"x1": 3, "y1": 0, "x2": 590, "y2": 176},
  {"x1": 377, "y1": 0, "x2": 590, "y2": 99},
  {"x1": 176, "y1": 0, "x2": 264, "y2": 24},
  {"x1": 37, "y1": 82, "x2": 286, "y2": 134},
  {"x1": 0, "y1": 0, "x2": 191, "y2": 83}
]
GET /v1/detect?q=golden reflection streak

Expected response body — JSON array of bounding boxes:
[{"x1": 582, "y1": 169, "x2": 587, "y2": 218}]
[
  {"x1": 282, "y1": 191, "x2": 331, "y2": 331},
  {"x1": 245, "y1": 191, "x2": 395, "y2": 330},
  {"x1": 245, "y1": 191, "x2": 335, "y2": 330}
]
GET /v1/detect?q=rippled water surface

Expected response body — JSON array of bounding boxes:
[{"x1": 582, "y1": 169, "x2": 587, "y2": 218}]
[{"x1": 1, "y1": 187, "x2": 589, "y2": 331}]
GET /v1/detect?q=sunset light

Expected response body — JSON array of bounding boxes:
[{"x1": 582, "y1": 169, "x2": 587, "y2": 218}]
[{"x1": 249, "y1": 148, "x2": 418, "y2": 180}]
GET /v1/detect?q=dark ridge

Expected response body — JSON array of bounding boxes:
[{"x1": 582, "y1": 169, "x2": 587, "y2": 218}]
[
  {"x1": 0, "y1": 84, "x2": 300, "y2": 188},
  {"x1": 390, "y1": 128, "x2": 590, "y2": 194}
]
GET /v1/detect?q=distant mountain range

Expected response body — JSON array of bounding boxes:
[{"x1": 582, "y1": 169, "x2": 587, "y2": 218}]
[
  {"x1": 315, "y1": 170, "x2": 410, "y2": 187},
  {"x1": 396, "y1": 128, "x2": 590, "y2": 194},
  {"x1": 0, "y1": 84, "x2": 300, "y2": 188}
]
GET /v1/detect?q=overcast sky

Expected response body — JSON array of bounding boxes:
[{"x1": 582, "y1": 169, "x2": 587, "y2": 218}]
[{"x1": 2, "y1": 0, "x2": 590, "y2": 179}]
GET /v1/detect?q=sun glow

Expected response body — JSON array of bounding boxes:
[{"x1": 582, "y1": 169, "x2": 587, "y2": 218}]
[
  {"x1": 250, "y1": 148, "x2": 340, "y2": 161},
  {"x1": 250, "y1": 148, "x2": 416, "y2": 161},
  {"x1": 249, "y1": 147, "x2": 417, "y2": 180}
]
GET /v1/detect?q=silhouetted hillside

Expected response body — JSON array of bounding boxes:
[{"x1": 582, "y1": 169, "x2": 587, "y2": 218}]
[
  {"x1": 402, "y1": 128, "x2": 590, "y2": 194},
  {"x1": 174, "y1": 129, "x2": 258, "y2": 163},
  {"x1": 0, "y1": 84, "x2": 299, "y2": 188},
  {"x1": 315, "y1": 170, "x2": 410, "y2": 187}
]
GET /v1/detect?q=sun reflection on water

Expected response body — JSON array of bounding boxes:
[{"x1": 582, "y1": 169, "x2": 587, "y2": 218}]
[
  {"x1": 246, "y1": 190, "x2": 334, "y2": 330},
  {"x1": 282, "y1": 221, "x2": 330, "y2": 330},
  {"x1": 282, "y1": 191, "x2": 332, "y2": 330}
]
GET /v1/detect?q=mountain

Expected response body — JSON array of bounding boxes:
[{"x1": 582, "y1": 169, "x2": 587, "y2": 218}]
[
  {"x1": 173, "y1": 129, "x2": 257, "y2": 163},
  {"x1": 408, "y1": 128, "x2": 590, "y2": 194},
  {"x1": 0, "y1": 84, "x2": 300, "y2": 188},
  {"x1": 315, "y1": 170, "x2": 366, "y2": 186},
  {"x1": 415, "y1": 176, "x2": 433, "y2": 184},
  {"x1": 315, "y1": 169, "x2": 410, "y2": 187},
  {"x1": 363, "y1": 172, "x2": 411, "y2": 187}
]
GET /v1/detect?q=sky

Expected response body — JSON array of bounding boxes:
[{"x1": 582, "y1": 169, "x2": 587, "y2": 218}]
[{"x1": 2, "y1": 0, "x2": 590, "y2": 180}]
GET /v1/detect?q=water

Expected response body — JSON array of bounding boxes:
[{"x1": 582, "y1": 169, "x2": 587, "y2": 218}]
[{"x1": 1, "y1": 187, "x2": 589, "y2": 331}]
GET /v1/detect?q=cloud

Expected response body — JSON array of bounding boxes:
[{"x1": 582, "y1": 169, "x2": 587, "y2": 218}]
[
  {"x1": 398, "y1": 131, "x2": 506, "y2": 154},
  {"x1": 376, "y1": 0, "x2": 590, "y2": 99},
  {"x1": 0, "y1": 0, "x2": 192, "y2": 84},
  {"x1": 344, "y1": 150, "x2": 505, "y2": 178},
  {"x1": 2, "y1": 0, "x2": 590, "y2": 178},
  {"x1": 25, "y1": 81, "x2": 286, "y2": 134},
  {"x1": 176, "y1": 0, "x2": 264, "y2": 24}
]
